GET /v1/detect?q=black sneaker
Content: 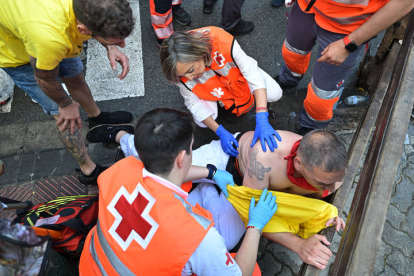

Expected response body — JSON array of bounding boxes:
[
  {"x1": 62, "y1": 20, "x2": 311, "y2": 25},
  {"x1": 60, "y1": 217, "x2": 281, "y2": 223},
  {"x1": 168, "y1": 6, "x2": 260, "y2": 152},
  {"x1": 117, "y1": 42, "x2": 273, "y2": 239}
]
[
  {"x1": 87, "y1": 111, "x2": 133, "y2": 129},
  {"x1": 86, "y1": 124, "x2": 134, "y2": 146},
  {"x1": 78, "y1": 164, "x2": 108, "y2": 185},
  {"x1": 173, "y1": 7, "x2": 192, "y2": 26},
  {"x1": 274, "y1": 75, "x2": 298, "y2": 90},
  {"x1": 227, "y1": 20, "x2": 255, "y2": 36},
  {"x1": 203, "y1": 3, "x2": 215, "y2": 14}
]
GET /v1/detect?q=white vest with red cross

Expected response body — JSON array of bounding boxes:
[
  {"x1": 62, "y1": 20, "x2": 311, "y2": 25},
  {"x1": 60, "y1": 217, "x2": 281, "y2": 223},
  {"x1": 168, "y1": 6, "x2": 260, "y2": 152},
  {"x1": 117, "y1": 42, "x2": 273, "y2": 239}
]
[
  {"x1": 79, "y1": 156, "x2": 214, "y2": 275},
  {"x1": 180, "y1": 26, "x2": 255, "y2": 117}
]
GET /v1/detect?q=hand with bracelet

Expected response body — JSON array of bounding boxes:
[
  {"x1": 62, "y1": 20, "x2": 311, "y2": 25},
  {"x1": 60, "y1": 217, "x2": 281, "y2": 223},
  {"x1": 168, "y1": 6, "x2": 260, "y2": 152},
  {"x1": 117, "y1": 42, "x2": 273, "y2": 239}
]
[
  {"x1": 251, "y1": 107, "x2": 282, "y2": 152},
  {"x1": 247, "y1": 189, "x2": 278, "y2": 234}
]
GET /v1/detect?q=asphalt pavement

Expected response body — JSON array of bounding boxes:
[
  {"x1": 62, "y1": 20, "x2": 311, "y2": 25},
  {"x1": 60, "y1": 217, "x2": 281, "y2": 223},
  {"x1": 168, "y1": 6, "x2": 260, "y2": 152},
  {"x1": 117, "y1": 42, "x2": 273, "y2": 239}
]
[{"x1": 1, "y1": 0, "x2": 413, "y2": 275}]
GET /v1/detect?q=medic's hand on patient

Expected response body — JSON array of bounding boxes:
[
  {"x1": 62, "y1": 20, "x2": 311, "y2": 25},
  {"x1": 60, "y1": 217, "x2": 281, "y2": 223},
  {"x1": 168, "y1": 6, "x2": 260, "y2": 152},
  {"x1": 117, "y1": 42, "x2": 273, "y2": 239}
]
[
  {"x1": 247, "y1": 189, "x2": 278, "y2": 232},
  {"x1": 216, "y1": 124, "x2": 239, "y2": 157},
  {"x1": 251, "y1": 112, "x2": 282, "y2": 152},
  {"x1": 212, "y1": 170, "x2": 235, "y2": 198}
]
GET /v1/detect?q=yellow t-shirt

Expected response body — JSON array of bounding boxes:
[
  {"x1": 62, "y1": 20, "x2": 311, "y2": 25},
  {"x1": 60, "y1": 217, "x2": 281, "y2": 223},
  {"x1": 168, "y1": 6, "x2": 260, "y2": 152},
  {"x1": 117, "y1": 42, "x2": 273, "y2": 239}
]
[
  {"x1": 227, "y1": 186, "x2": 338, "y2": 239},
  {"x1": 0, "y1": 0, "x2": 90, "y2": 69}
]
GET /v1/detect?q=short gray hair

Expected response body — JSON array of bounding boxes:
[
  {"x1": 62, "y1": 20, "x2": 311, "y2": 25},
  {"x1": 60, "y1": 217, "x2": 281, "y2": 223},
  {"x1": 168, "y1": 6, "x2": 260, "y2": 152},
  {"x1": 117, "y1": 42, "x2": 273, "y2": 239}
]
[
  {"x1": 297, "y1": 130, "x2": 346, "y2": 172},
  {"x1": 159, "y1": 30, "x2": 213, "y2": 83}
]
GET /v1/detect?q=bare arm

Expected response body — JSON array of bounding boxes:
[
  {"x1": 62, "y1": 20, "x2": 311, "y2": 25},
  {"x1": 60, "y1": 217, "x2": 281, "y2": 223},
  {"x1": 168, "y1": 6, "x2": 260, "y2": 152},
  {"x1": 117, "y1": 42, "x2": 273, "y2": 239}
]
[
  {"x1": 184, "y1": 166, "x2": 209, "y2": 183},
  {"x1": 202, "y1": 116, "x2": 220, "y2": 132},
  {"x1": 262, "y1": 232, "x2": 333, "y2": 270},
  {"x1": 253, "y1": 88, "x2": 268, "y2": 110},
  {"x1": 29, "y1": 56, "x2": 81, "y2": 134},
  {"x1": 318, "y1": 0, "x2": 414, "y2": 65},
  {"x1": 233, "y1": 228, "x2": 261, "y2": 276}
]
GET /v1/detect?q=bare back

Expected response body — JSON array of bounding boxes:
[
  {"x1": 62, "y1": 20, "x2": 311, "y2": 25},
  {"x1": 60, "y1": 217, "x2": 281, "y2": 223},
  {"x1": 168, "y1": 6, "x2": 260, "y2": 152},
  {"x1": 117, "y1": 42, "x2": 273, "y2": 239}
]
[{"x1": 238, "y1": 130, "x2": 322, "y2": 198}]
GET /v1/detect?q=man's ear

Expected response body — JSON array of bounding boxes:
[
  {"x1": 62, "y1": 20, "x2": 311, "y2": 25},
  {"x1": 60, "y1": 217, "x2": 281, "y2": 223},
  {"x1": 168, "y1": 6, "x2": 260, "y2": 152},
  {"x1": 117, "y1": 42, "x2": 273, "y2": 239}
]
[
  {"x1": 77, "y1": 21, "x2": 92, "y2": 36},
  {"x1": 176, "y1": 150, "x2": 187, "y2": 169},
  {"x1": 293, "y1": 156, "x2": 302, "y2": 172}
]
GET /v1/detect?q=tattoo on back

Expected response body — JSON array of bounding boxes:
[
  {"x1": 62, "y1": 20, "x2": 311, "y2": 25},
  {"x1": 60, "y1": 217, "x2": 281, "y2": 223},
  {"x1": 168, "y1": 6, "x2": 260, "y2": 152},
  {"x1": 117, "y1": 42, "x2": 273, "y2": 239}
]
[{"x1": 248, "y1": 148, "x2": 271, "y2": 181}]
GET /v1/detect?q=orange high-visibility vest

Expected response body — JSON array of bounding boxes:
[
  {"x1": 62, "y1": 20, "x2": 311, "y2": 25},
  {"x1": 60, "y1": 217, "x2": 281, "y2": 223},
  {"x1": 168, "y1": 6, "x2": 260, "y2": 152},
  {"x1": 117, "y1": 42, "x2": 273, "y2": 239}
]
[
  {"x1": 298, "y1": 0, "x2": 390, "y2": 34},
  {"x1": 180, "y1": 26, "x2": 255, "y2": 117},
  {"x1": 79, "y1": 157, "x2": 214, "y2": 275}
]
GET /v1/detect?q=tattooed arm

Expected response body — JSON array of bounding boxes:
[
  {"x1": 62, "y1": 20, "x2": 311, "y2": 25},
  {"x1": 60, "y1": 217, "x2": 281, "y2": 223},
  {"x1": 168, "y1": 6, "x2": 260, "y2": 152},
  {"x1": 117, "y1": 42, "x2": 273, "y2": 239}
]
[{"x1": 242, "y1": 147, "x2": 272, "y2": 190}]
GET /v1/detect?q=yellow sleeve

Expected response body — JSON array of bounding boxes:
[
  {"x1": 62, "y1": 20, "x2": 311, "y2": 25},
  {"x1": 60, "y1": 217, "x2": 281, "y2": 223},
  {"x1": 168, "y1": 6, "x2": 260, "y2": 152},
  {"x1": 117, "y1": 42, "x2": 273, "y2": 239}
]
[
  {"x1": 20, "y1": 22, "x2": 70, "y2": 70},
  {"x1": 227, "y1": 186, "x2": 338, "y2": 239}
]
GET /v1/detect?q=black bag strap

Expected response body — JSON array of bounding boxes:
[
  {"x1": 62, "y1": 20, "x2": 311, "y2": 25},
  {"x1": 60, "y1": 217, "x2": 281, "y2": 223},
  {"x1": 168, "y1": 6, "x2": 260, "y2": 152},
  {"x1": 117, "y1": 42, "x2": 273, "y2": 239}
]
[
  {"x1": 305, "y1": 0, "x2": 317, "y2": 11},
  {"x1": 59, "y1": 217, "x2": 90, "y2": 236}
]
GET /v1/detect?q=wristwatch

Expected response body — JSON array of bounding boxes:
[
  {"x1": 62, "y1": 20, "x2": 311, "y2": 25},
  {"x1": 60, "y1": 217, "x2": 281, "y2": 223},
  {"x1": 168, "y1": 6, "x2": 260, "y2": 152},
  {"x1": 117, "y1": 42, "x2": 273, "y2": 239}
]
[
  {"x1": 206, "y1": 164, "x2": 217, "y2": 180},
  {"x1": 343, "y1": 36, "x2": 358, "y2": 53}
]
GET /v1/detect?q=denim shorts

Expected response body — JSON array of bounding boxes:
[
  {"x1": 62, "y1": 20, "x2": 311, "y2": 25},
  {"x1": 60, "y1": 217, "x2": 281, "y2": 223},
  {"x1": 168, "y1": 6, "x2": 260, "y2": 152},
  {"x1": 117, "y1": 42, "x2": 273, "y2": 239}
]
[{"x1": 1, "y1": 57, "x2": 84, "y2": 115}]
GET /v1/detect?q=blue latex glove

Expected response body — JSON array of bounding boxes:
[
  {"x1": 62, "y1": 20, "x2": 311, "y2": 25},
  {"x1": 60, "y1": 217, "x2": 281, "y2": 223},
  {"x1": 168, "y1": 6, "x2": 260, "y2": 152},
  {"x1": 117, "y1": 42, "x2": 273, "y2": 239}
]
[
  {"x1": 247, "y1": 189, "x2": 278, "y2": 231},
  {"x1": 251, "y1": 112, "x2": 282, "y2": 152},
  {"x1": 216, "y1": 124, "x2": 239, "y2": 157},
  {"x1": 212, "y1": 170, "x2": 235, "y2": 198}
]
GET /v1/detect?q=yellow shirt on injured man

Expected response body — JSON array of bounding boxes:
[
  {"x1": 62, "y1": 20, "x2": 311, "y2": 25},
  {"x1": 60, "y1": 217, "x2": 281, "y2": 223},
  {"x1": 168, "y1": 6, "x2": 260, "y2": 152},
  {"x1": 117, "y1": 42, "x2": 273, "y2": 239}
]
[
  {"x1": 227, "y1": 186, "x2": 338, "y2": 239},
  {"x1": 0, "y1": 0, "x2": 90, "y2": 70}
]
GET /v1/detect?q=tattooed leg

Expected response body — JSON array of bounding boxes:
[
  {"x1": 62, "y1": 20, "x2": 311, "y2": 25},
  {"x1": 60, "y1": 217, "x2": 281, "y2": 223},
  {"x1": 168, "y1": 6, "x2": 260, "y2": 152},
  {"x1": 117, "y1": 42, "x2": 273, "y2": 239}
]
[
  {"x1": 54, "y1": 116, "x2": 96, "y2": 175},
  {"x1": 248, "y1": 148, "x2": 271, "y2": 181}
]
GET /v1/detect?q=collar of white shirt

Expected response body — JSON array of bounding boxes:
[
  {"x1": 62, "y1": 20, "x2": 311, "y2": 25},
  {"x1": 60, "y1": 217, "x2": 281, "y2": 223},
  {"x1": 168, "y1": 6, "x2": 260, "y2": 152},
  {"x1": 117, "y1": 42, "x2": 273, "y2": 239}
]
[{"x1": 142, "y1": 167, "x2": 189, "y2": 200}]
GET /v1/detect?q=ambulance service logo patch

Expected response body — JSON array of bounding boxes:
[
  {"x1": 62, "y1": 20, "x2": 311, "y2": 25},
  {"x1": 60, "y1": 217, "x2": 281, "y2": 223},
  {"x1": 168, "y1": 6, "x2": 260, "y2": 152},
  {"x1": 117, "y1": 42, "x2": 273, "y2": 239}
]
[
  {"x1": 211, "y1": 87, "x2": 224, "y2": 98},
  {"x1": 108, "y1": 184, "x2": 159, "y2": 251},
  {"x1": 213, "y1": 51, "x2": 225, "y2": 67}
]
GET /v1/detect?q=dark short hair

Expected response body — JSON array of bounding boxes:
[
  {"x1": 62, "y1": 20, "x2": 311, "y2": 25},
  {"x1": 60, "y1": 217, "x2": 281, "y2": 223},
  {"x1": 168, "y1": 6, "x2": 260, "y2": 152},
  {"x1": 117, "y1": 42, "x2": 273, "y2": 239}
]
[
  {"x1": 134, "y1": 108, "x2": 195, "y2": 175},
  {"x1": 297, "y1": 130, "x2": 347, "y2": 172},
  {"x1": 73, "y1": 0, "x2": 135, "y2": 39}
]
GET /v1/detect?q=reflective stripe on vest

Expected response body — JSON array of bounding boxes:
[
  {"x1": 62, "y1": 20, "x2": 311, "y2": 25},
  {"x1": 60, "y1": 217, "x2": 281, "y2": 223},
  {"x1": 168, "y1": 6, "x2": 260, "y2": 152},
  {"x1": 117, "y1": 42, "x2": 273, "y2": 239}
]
[
  {"x1": 216, "y1": 62, "x2": 238, "y2": 77},
  {"x1": 302, "y1": 0, "x2": 374, "y2": 26},
  {"x1": 90, "y1": 222, "x2": 136, "y2": 276},
  {"x1": 185, "y1": 70, "x2": 216, "y2": 90},
  {"x1": 173, "y1": 193, "x2": 211, "y2": 230},
  {"x1": 331, "y1": 0, "x2": 369, "y2": 5},
  {"x1": 184, "y1": 62, "x2": 237, "y2": 90}
]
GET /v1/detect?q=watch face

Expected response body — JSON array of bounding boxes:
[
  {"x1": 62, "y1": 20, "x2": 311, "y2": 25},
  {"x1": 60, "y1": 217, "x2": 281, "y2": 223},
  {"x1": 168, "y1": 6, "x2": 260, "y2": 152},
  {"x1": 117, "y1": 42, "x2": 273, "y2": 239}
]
[{"x1": 345, "y1": 41, "x2": 358, "y2": 52}]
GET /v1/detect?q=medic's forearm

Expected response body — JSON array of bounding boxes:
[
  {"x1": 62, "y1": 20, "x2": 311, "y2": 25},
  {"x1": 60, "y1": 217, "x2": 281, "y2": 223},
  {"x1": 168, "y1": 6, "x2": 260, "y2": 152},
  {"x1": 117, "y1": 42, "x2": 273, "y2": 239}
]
[
  {"x1": 202, "y1": 116, "x2": 220, "y2": 133},
  {"x1": 184, "y1": 166, "x2": 209, "y2": 183},
  {"x1": 253, "y1": 88, "x2": 268, "y2": 111},
  {"x1": 234, "y1": 228, "x2": 261, "y2": 276},
  {"x1": 348, "y1": 0, "x2": 414, "y2": 46}
]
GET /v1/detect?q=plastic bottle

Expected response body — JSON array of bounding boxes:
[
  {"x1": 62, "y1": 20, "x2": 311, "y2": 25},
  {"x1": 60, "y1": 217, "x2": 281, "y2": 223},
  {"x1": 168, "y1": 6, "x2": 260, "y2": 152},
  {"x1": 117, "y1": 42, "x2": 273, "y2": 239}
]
[{"x1": 344, "y1": 95, "x2": 369, "y2": 106}]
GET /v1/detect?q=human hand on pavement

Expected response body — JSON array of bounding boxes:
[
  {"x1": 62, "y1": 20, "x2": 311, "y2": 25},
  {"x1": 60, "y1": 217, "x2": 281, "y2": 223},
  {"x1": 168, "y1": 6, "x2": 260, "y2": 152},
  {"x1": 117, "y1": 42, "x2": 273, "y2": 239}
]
[
  {"x1": 247, "y1": 189, "x2": 277, "y2": 231},
  {"x1": 212, "y1": 170, "x2": 235, "y2": 198},
  {"x1": 107, "y1": 45, "x2": 130, "y2": 80},
  {"x1": 297, "y1": 234, "x2": 332, "y2": 270},
  {"x1": 216, "y1": 125, "x2": 239, "y2": 157},
  {"x1": 317, "y1": 39, "x2": 351, "y2": 66},
  {"x1": 56, "y1": 101, "x2": 82, "y2": 134},
  {"x1": 325, "y1": 216, "x2": 346, "y2": 232},
  {"x1": 251, "y1": 112, "x2": 282, "y2": 152}
]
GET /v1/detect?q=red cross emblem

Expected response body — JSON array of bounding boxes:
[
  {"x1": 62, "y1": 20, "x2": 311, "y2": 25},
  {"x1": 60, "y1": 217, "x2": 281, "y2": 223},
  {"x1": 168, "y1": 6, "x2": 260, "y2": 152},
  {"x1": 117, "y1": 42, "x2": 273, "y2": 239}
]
[
  {"x1": 225, "y1": 252, "x2": 234, "y2": 266},
  {"x1": 214, "y1": 51, "x2": 225, "y2": 67},
  {"x1": 108, "y1": 184, "x2": 158, "y2": 251}
]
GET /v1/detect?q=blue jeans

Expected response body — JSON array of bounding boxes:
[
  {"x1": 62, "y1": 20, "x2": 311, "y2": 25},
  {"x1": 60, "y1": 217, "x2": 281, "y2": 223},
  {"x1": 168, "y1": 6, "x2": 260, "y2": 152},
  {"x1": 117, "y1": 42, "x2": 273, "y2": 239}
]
[{"x1": 1, "y1": 57, "x2": 84, "y2": 115}]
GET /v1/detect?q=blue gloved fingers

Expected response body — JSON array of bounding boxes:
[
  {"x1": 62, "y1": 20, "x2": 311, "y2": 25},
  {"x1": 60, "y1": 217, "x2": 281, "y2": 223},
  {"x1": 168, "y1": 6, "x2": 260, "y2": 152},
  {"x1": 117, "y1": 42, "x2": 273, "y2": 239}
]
[
  {"x1": 212, "y1": 170, "x2": 235, "y2": 198},
  {"x1": 250, "y1": 131, "x2": 260, "y2": 148},
  {"x1": 227, "y1": 137, "x2": 239, "y2": 157},
  {"x1": 274, "y1": 130, "x2": 282, "y2": 142},
  {"x1": 259, "y1": 188, "x2": 269, "y2": 203},
  {"x1": 249, "y1": 197, "x2": 256, "y2": 211}
]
